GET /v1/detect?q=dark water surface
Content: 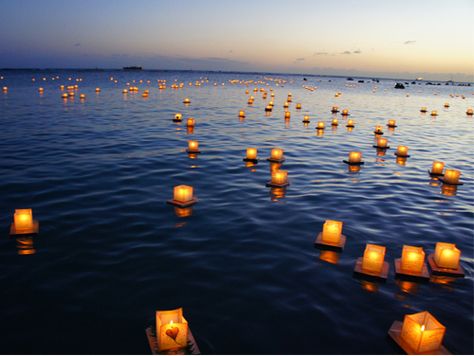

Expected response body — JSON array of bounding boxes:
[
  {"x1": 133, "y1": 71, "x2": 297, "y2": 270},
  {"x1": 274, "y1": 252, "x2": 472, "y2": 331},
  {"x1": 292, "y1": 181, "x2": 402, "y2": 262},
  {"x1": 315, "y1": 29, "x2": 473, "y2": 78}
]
[{"x1": 0, "y1": 70, "x2": 473, "y2": 354}]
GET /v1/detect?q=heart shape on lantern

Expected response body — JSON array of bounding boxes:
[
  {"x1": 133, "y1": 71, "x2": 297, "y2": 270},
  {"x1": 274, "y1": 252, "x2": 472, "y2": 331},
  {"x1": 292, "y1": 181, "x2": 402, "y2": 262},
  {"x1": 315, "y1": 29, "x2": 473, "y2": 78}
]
[{"x1": 166, "y1": 327, "x2": 179, "y2": 340}]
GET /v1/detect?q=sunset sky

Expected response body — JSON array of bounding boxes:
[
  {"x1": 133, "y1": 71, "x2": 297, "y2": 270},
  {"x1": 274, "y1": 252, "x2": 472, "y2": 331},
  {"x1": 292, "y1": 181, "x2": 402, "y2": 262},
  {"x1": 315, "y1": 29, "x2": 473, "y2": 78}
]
[{"x1": 1, "y1": 0, "x2": 473, "y2": 81}]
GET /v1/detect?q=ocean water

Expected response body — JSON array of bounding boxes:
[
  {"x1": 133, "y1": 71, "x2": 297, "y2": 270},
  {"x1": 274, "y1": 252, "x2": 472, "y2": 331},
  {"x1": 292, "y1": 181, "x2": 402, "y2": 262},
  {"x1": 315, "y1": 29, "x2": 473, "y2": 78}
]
[{"x1": 0, "y1": 70, "x2": 472, "y2": 354}]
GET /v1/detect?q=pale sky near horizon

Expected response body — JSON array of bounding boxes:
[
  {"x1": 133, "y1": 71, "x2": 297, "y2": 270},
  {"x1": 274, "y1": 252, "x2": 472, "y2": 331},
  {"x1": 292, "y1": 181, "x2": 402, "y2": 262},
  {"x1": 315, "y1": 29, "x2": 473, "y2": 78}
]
[{"x1": 0, "y1": 0, "x2": 473, "y2": 81}]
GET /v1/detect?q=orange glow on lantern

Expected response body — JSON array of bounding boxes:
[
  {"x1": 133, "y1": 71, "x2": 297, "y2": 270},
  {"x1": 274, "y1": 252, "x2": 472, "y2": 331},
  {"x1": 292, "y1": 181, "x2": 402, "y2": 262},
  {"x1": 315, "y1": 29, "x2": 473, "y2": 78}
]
[
  {"x1": 331, "y1": 106, "x2": 339, "y2": 113},
  {"x1": 79, "y1": 94, "x2": 86, "y2": 100},
  {"x1": 156, "y1": 308, "x2": 189, "y2": 352},
  {"x1": 396, "y1": 145, "x2": 409, "y2": 157},
  {"x1": 2, "y1": 86, "x2": 8, "y2": 92},
  {"x1": 341, "y1": 109, "x2": 349, "y2": 115},
  {"x1": 444, "y1": 102, "x2": 449, "y2": 108},
  {"x1": 246, "y1": 148, "x2": 257, "y2": 160},
  {"x1": 362, "y1": 244, "x2": 386, "y2": 273},
  {"x1": 348, "y1": 151, "x2": 362, "y2": 164},
  {"x1": 173, "y1": 185, "x2": 194, "y2": 204},
  {"x1": 186, "y1": 118, "x2": 195, "y2": 127},
  {"x1": 430, "y1": 161, "x2": 444, "y2": 175},
  {"x1": 420, "y1": 107, "x2": 427, "y2": 113},
  {"x1": 61, "y1": 93, "x2": 68, "y2": 99},
  {"x1": 12, "y1": 209, "x2": 38, "y2": 234},
  {"x1": 400, "y1": 311, "x2": 445, "y2": 353},
  {"x1": 295, "y1": 103, "x2": 302, "y2": 109},
  {"x1": 376, "y1": 137, "x2": 388, "y2": 148},
  {"x1": 174, "y1": 113, "x2": 182, "y2": 122},
  {"x1": 183, "y1": 98, "x2": 191, "y2": 104},
  {"x1": 284, "y1": 111, "x2": 291, "y2": 119},
  {"x1": 271, "y1": 170, "x2": 288, "y2": 185},
  {"x1": 283, "y1": 101, "x2": 289, "y2": 108},
  {"x1": 316, "y1": 121, "x2": 325, "y2": 130},
  {"x1": 401, "y1": 245, "x2": 425, "y2": 273},
  {"x1": 270, "y1": 148, "x2": 283, "y2": 161},
  {"x1": 443, "y1": 169, "x2": 461, "y2": 185},
  {"x1": 431, "y1": 110, "x2": 438, "y2": 116},
  {"x1": 387, "y1": 119, "x2": 396, "y2": 127},
  {"x1": 95, "y1": 87, "x2": 101, "y2": 92},
  {"x1": 187, "y1": 140, "x2": 199, "y2": 153},
  {"x1": 466, "y1": 108, "x2": 473, "y2": 115},
  {"x1": 434, "y1": 242, "x2": 461, "y2": 269},
  {"x1": 321, "y1": 220, "x2": 343, "y2": 244},
  {"x1": 331, "y1": 118, "x2": 338, "y2": 126},
  {"x1": 238, "y1": 110, "x2": 245, "y2": 118},
  {"x1": 374, "y1": 125, "x2": 384, "y2": 134},
  {"x1": 346, "y1": 119, "x2": 355, "y2": 127},
  {"x1": 303, "y1": 115, "x2": 310, "y2": 123}
]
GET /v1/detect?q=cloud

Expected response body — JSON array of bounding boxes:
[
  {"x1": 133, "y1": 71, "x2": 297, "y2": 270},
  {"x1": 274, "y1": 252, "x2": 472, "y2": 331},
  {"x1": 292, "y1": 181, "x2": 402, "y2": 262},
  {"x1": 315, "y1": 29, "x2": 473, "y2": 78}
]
[
  {"x1": 341, "y1": 51, "x2": 351, "y2": 55},
  {"x1": 295, "y1": 57, "x2": 305, "y2": 62},
  {"x1": 353, "y1": 49, "x2": 362, "y2": 54},
  {"x1": 404, "y1": 40, "x2": 416, "y2": 45},
  {"x1": 313, "y1": 52, "x2": 329, "y2": 56}
]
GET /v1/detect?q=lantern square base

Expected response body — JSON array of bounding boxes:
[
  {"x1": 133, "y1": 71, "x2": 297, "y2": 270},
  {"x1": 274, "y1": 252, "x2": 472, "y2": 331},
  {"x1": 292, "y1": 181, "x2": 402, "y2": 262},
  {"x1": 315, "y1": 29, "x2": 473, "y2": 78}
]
[
  {"x1": 331, "y1": 110, "x2": 339, "y2": 113},
  {"x1": 186, "y1": 150, "x2": 201, "y2": 154},
  {"x1": 343, "y1": 160, "x2": 365, "y2": 166},
  {"x1": 428, "y1": 170, "x2": 444, "y2": 177},
  {"x1": 10, "y1": 221, "x2": 39, "y2": 236},
  {"x1": 266, "y1": 158, "x2": 285, "y2": 163},
  {"x1": 373, "y1": 131, "x2": 384, "y2": 135},
  {"x1": 266, "y1": 181, "x2": 289, "y2": 188},
  {"x1": 353, "y1": 258, "x2": 389, "y2": 280},
  {"x1": 387, "y1": 125, "x2": 398, "y2": 128},
  {"x1": 437, "y1": 178, "x2": 464, "y2": 186},
  {"x1": 345, "y1": 125, "x2": 354, "y2": 128},
  {"x1": 373, "y1": 145, "x2": 390, "y2": 149},
  {"x1": 172, "y1": 119, "x2": 183, "y2": 123},
  {"x1": 167, "y1": 198, "x2": 198, "y2": 208},
  {"x1": 302, "y1": 120, "x2": 310, "y2": 123},
  {"x1": 395, "y1": 153, "x2": 410, "y2": 158},
  {"x1": 341, "y1": 114, "x2": 350, "y2": 116},
  {"x1": 146, "y1": 326, "x2": 200, "y2": 355},
  {"x1": 243, "y1": 158, "x2": 258, "y2": 163},
  {"x1": 427, "y1": 254, "x2": 465, "y2": 277},
  {"x1": 388, "y1": 321, "x2": 451, "y2": 355},
  {"x1": 314, "y1": 232, "x2": 346, "y2": 251},
  {"x1": 394, "y1": 258, "x2": 430, "y2": 280}
]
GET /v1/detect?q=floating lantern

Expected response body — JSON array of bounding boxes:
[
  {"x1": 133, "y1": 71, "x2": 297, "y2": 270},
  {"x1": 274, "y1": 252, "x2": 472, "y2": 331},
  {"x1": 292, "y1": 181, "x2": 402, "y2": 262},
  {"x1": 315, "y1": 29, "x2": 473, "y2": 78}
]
[
  {"x1": 155, "y1": 308, "x2": 189, "y2": 352},
  {"x1": 186, "y1": 140, "x2": 200, "y2": 154},
  {"x1": 430, "y1": 242, "x2": 462, "y2": 273},
  {"x1": 142, "y1": 91, "x2": 149, "y2": 98},
  {"x1": 267, "y1": 148, "x2": 285, "y2": 163},
  {"x1": 266, "y1": 169, "x2": 289, "y2": 188},
  {"x1": 79, "y1": 94, "x2": 86, "y2": 100},
  {"x1": 238, "y1": 110, "x2": 245, "y2": 118},
  {"x1": 374, "y1": 125, "x2": 384, "y2": 135},
  {"x1": 302, "y1": 115, "x2": 310, "y2": 123},
  {"x1": 428, "y1": 161, "x2": 444, "y2": 177},
  {"x1": 430, "y1": 110, "x2": 438, "y2": 116},
  {"x1": 59, "y1": 85, "x2": 64, "y2": 91},
  {"x1": 61, "y1": 93, "x2": 68, "y2": 99},
  {"x1": 95, "y1": 87, "x2": 101, "y2": 92},
  {"x1": 373, "y1": 137, "x2": 389, "y2": 149},
  {"x1": 444, "y1": 102, "x2": 449, "y2": 108},
  {"x1": 420, "y1": 107, "x2": 427, "y2": 113},
  {"x1": 186, "y1": 118, "x2": 195, "y2": 127},
  {"x1": 248, "y1": 98, "x2": 254, "y2": 105},
  {"x1": 68, "y1": 91, "x2": 75, "y2": 97},
  {"x1": 295, "y1": 103, "x2": 302, "y2": 109},
  {"x1": 183, "y1": 98, "x2": 191, "y2": 104},
  {"x1": 265, "y1": 104, "x2": 272, "y2": 112},
  {"x1": 173, "y1": 113, "x2": 183, "y2": 122},
  {"x1": 167, "y1": 185, "x2": 197, "y2": 208},
  {"x1": 354, "y1": 243, "x2": 389, "y2": 279},
  {"x1": 331, "y1": 106, "x2": 339, "y2": 113},
  {"x1": 2, "y1": 86, "x2": 8, "y2": 92},
  {"x1": 284, "y1": 111, "x2": 291, "y2": 119},
  {"x1": 466, "y1": 108, "x2": 473, "y2": 115},
  {"x1": 346, "y1": 119, "x2": 355, "y2": 128},
  {"x1": 314, "y1": 220, "x2": 346, "y2": 249},
  {"x1": 343, "y1": 151, "x2": 364, "y2": 165},
  {"x1": 439, "y1": 169, "x2": 462, "y2": 185},
  {"x1": 331, "y1": 118, "x2": 338, "y2": 126},
  {"x1": 243, "y1": 147, "x2": 258, "y2": 163},
  {"x1": 316, "y1": 121, "x2": 325, "y2": 130},
  {"x1": 122, "y1": 89, "x2": 128, "y2": 94},
  {"x1": 10, "y1": 209, "x2": 39, "y2": 235},
  {"x1": 395, "y1": 245, "x2": 429, "y2": 279},
  {"x1": 388, "y1": 311, "x2": 448, "y2": 354},
  {"x1": 395, "y1": 145, "x2": 410, "y2": 157},
  {"x1": 283, "y1": 101, "x2": 289, "y2": 108},
  {"x1": 387, "y1": 119, "x2": 397, "y2": 128},
  {"x1": 38, "y1": 87, "x2": 44, "y2": 93}
]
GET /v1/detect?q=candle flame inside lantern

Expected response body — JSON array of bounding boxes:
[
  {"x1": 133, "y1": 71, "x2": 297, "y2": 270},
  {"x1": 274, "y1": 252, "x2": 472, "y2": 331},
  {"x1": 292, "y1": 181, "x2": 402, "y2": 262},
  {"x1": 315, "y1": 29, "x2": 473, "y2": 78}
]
[
  {"x1": 434, "y1": 242, "x2": 461, "y2": 269},
  {"x1": 271, "y1": 170, "x2": 288, "y2": 185},
  {"x1": 156, "y1": 308, "x2": 188, "y2": 352},
  {"x1": 348, "y1": 151, "x2": 362, "y2": 163},
  {"x1": 321, "y1": 220, "x2": 343, "y2": 244},
  {"x1": 271, "y1": 148, "x2": 283, "y2": 160},
  {"x1": 246, "y1": 148, "x2": 257, "y2": 160},
  {"x1": 175, "y1": 113, "x2": 182, "y2": 121},
  {"x1": 443, "y1": 169, "x2": 461, "y2": 184},
  {"x1": 431, "y1": 161, "x2": 444, "y2": 175},
  {"x1": 173, "y1": 185, "x2": 194, "y2": 204}
]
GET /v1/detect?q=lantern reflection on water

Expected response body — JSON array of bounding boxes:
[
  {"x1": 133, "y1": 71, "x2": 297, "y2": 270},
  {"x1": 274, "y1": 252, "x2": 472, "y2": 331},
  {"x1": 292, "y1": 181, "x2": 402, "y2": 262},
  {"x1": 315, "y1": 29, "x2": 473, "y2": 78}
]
[{"x1": 319, "y1": 250, "x2": 340, "y2": 264}]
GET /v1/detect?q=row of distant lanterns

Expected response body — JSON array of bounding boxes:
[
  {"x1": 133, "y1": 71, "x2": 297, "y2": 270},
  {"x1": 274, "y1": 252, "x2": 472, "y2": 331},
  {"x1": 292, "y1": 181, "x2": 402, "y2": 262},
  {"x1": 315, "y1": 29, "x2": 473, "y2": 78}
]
[{"x1": 3, "y1": 76, "x2": 472, "y2": 355}]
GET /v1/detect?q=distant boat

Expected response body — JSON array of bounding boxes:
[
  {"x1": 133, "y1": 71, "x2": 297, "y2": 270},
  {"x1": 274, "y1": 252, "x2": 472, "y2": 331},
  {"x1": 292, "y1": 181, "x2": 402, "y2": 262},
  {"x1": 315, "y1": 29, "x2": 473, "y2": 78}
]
[{"x1": 123, "y1": 66, "x2": 142, "y2": 71}]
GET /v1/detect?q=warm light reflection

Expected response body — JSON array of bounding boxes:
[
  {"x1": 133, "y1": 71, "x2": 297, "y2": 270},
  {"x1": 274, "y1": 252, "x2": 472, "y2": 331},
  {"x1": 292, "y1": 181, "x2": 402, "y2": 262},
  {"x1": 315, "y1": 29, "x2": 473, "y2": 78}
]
[{"x1": 319, "y1": 250, "x2": 340, "y2": 264}]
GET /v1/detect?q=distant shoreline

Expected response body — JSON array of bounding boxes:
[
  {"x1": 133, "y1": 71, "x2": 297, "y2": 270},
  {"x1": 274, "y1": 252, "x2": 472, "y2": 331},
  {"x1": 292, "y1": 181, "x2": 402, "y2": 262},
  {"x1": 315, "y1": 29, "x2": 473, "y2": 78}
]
[{"x1": 0, "y1": 67, "x2": 472, "y2": 85}]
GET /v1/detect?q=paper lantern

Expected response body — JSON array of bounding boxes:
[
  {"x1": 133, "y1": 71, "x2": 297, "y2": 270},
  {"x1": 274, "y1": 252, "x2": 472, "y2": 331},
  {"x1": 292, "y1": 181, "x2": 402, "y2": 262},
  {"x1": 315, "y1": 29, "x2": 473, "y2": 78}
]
[
  {"x1": 444, "y1": 102, "x2": 449, "y2": 108},
  {"x1": 420, "y1": 107, "x2": 427, "y2": 113},
  {"x1": 466, "y1": 108, "x2": 473, "y2": 115},
  {"x1": 430, "y1": 110, "x2": 438, "y2": 116},
  {"x1": 11, "y1": 209, "x2": 39, "y2": 235},
  {"x1": 302, "y1": 115, "x2": 310, "y2": 123},
  {"x1": 267, "y1": 148, "x2": 284, "y2": 163},
  {"x1": 387, "y1": 119, "x2": 397, "y2": 128},
  {"x1": 79, "y1": 94, "x2": 86, "y2": 100},
  {"x1": 341, "y1": 109, "x2": 349, "y2": 116},
  {"x1": 183, "y1": 98, "x2": 191, "y2": 104},
  {"x1": 2, "y1": 86, "x2": 8, "y2": 92},
  {"x1": 156, "y1": 308, "x2": 189, "y2": 352},
  {"x1": 374, "y1": 137, "x2": 389, "y2": 149},
  {"x1": 331, "y1": 106, "x2": 339, "y2": 113},
  {"x1": 362, "y1": 244, "x2": 386, "y2": 273},
  {"x1": 344, "y1": 151, "x2": 363, "y2": 165},
  {"x1": 187, "y1": 140, "x2": 200, "y2": 153},
  {"x1": 122, "y1": 89, "x2": 128, "y2": 94},
  {"x1": 295, "y1": 103, "x2": 302, "y2": 109},
  {"x1": 174, "y1": 113, "x2": 183, "y2": 122},
  {"x1": 268, "y1": 170, "x2": 288, "y2": 187},
  {"x1": 433, "y1": 242, "x2": 460, "y2": 269},
  {"x1": 395, "y1": 145, "x2": 409, "y2": 157},
  {"x1": 316, "y1": 121, "x2": 325, "y2": 130},
  {"x1": 265, "y1": 104, "x2": 272, "y2": 112},
  {"x1": 186, "y1": 118, "x2": 195, "y2": 127},
  {"x1": 429, "y1": 161, "x2": 444, "y2": 176},
  {"x1": 283, "y1": 102, "x2": 289, "y2": 108},
  {"x1": 284, "y1": 111, "x2": 291, "y2": 119},
  {"x1": 244, "y1": 147, "x2": 258, "y2": 163},
  {"x1": 442, "y1": 169, "x2": 461, "y2": 185},
  {"x1": 95, "y1": 87, "x2": 101, "y2": 92},
  {"x1": 59, "y1": 85, "x2": 65, "y2": 91},
  {"x1": 38, "y1": 87, "x2": 44, "y2": 93},
  {"x1": 346, "y1": 119, "x2": 355, "y2": 128},
  {"x1": 331, "y1": 118, "x2": 338, "y2": 126},
  {"x1": 374, "y1": 125, "x2": 384, "y2": 135},
  {"x1": 61, "y1": 93, "x2": 68, "y2": 99},
  {"x1": 399, "y1": 311, "x2": 446, "y2": 354},
  {"x1": 400, "y1": 245, "x2": 425, "y2": 273},
  {"x1": 315, "y1": 220, "x2": 346, "y2": 249},
  {"x1": 238, "y1": 110, "x2": 245, "y2": 118}
]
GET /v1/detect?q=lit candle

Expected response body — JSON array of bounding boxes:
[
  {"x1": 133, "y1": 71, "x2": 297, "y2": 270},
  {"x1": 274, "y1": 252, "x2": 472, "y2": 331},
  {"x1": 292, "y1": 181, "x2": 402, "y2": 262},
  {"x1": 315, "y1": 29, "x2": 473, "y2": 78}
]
[
  {"x1": 430, "y1": 110, "x2": 438, "y2": 116},
  {"x1": 348, "y1": 151, "x2": 362, "y2": 164},
  {"x1": 238, "y1": 110, "x2": 245, "y2": 118},
  {"x1": 433, "y1": 242, "x2": 461, "y2": 269},
  {"x1": 187, "y1": 140, "x2": 199, "y2": 153},
  {"x1": 174, "y1": 113, "x2": 182, "y2": 122},
  {"x1": 376, "y1": 137, "x2": 388, "y2": 148},
  {"x1": 186, "y1": 118, "x2": 195, "y2": 127},
  {"x1": 321, "y1": 220, "x2": 343, "y2": 244},
  {"x1": 173, "y1": 185, "x2": 194, "y2": 204},
  {"x1": 400, "y1": 311, "x2": 446, "y2": 353},
  {"x1": 346, "y1": 119, "x2": 355, "y2": 127},
  {"x1": 331, "y1": 118, "x2": 338, "y2": 126},
  {"x1": 374, "y1": 125, "x2": 384, "y2": 134},
  {"x1": 341, "y1": 109, "x2": 349, "y2": 116},
  {"x1": 362, "y1": 244, "x2": 386, "y2": 273},
  {"x1": 400, "y1": 245, "x2": 425, "y2": 273},
  {"x1": 387, "y1": 119, "x2": 397, "y2": 127},
  {"x1": 271, "y1": 170, "x2": 288, "y2": 185},
  {"x1": 430, "y1": 161, "x2": 444, "y2": 175},
  {"x1": 316, "y1": 121, "x2": 325, "y2": 130},
  {"x1": 245, "y1": 147, "x2": 258, "y2": 161},
  {"x1": 270, "y1": 148, "x2": 284, "y2": 161},
  {"x1": 156, "y1": 308, "x2": 189, "y2": 352},
  {"x1": 443, "y1": 169, "x2": 461, "y2": 185},
  {"x1": 183, "y1": 98, "x2": 191, "y2": 104},
  {"x1": 396, "y1": 145, "x2": 409, "y2": 157}
]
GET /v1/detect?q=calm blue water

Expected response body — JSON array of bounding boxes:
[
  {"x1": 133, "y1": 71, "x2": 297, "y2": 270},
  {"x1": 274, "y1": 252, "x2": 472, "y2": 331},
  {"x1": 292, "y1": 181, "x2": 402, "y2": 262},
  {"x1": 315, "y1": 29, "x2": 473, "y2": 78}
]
[{"x1": 0, "y1": 70, "x2": 473, "y2": 354}]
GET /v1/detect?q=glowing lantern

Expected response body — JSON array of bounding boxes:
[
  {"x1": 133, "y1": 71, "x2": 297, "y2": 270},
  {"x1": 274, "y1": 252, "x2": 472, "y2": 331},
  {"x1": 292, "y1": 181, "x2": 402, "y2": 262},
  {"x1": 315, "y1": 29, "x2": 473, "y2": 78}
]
[
  {"x1": 238, "y1": 110, "x2": 245, "y2": 118},
  {"x1": 395, "y1": 145, "x2": 409, "y2": 157},
  {"x1": 420, "y1": 107, "x2": 427, "y2": 113},
  {"x1": 95, "y1": 87, "x2": 101, "y2": 92},
  {"x1": 187, "y1": 140, "x2": 200, "y2": 153},
  {"x1": 430, "y1": 110, "x2": 438, "y2": 116},
  {"x1": 387, "y1": 119, "x2": 397, "y2": 128},
  {"x1": 122, "y1": 89, "x2": 128, "y2": 94},
  {"x1": 283, "y1": 102, "x2": 289, "y2": 108},
  {"x1": 433, "y1": 242, "x2": 461, "y2": 270},
  {"x1": 156, "y1": 308, "x2": 189, "y2": 352},
  {"x1": 315, "y1": 220, "x2": 346, "y2": 249},
  {"x1": 38, "y1": 87, "x2": 44, "y2": 93},
  {"x1": 265, "y1": 104, "x2": 272, "y2": 112},
  {"x1": 267, "y1": 170, "x2": 289, "y2": 187},
  {"x1": 243, "y1": 147, "x2": 258, "y2": 163},
  {"x1": 167, "y1": 185, "x2": 197, "y2": 207},
  {"x1": 61, "y1": 93, "x2": 68, "y2": 99},
  {"x1": 2, "y1": 86, "x2": 8, "y2": 92},
  {"x1": 374, "y1": 137, "x2": 389, "y2": 149},
  {"x1": 331, "y1": 118, "x2": 338, "y2": 126},
  {"x1": 183, "y1": 98, "x2": 191, "y2": 104},
  {"x1": 341, "y1": 109, "x2": 349, "y2": 116},
  {"x1": 344, "y1": 151, "x2": 363, "y2": 165},
  {"x1": 186, "y1": 118, "x2": 195, "y2": 127},
  {"x1": 316, "y1": 121, "x2": 325, "y2": 130},
  {"x1": 440, "y1": 169, "x2": 461, "y2": 185},
  {"x1": 429, "y1": 161, "x2": 444, "y2": 176},
  {"x1": 359, "y1": 244, "x2": 387, "y2": 276},
  {"x1": 331, "y1": 106, "x2": 339, "y2": 113},
  {"x1": 295, "y1": 103, "x2": 302, "y2": 109},
  {"x1": 394, "y1": 245, "x2": 429, "y2": 279},
  {"x1": 267, "y1": 148, "x2": 285, "y2": 163},
  {"x1": 60, "y1": 85, "x2": 64, "y2": 91},
  {"x1": 173, "y1": 113, "x2": 182, "y2": 122},
  {"x1": 10, "y1": 209, "x2": 39, "y2": 235},
  {"x1": 466, "y1": 108, "x2": 473, "y2": 115},
  {"x1": 374, "y1": 125, "x2": 384, "y2": 135},
  {"x1": 79, "y1": 94, "x2": 86, "y2": 100},
  {"x1": 346, "y1": 119, "x2": 355, "y2": 128},
  {"x1": 398, "y1": 311, "x2": 446, "y2": 354},
  {"x1": 302, "y1": 115, "x2": 310, "y2": 123},
  {"x1": 284, "y1": 111, "x2": 291, "y2": 119},
  {"x1": 444, "y1": 102, "x2": 449, "y2": 108}
]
